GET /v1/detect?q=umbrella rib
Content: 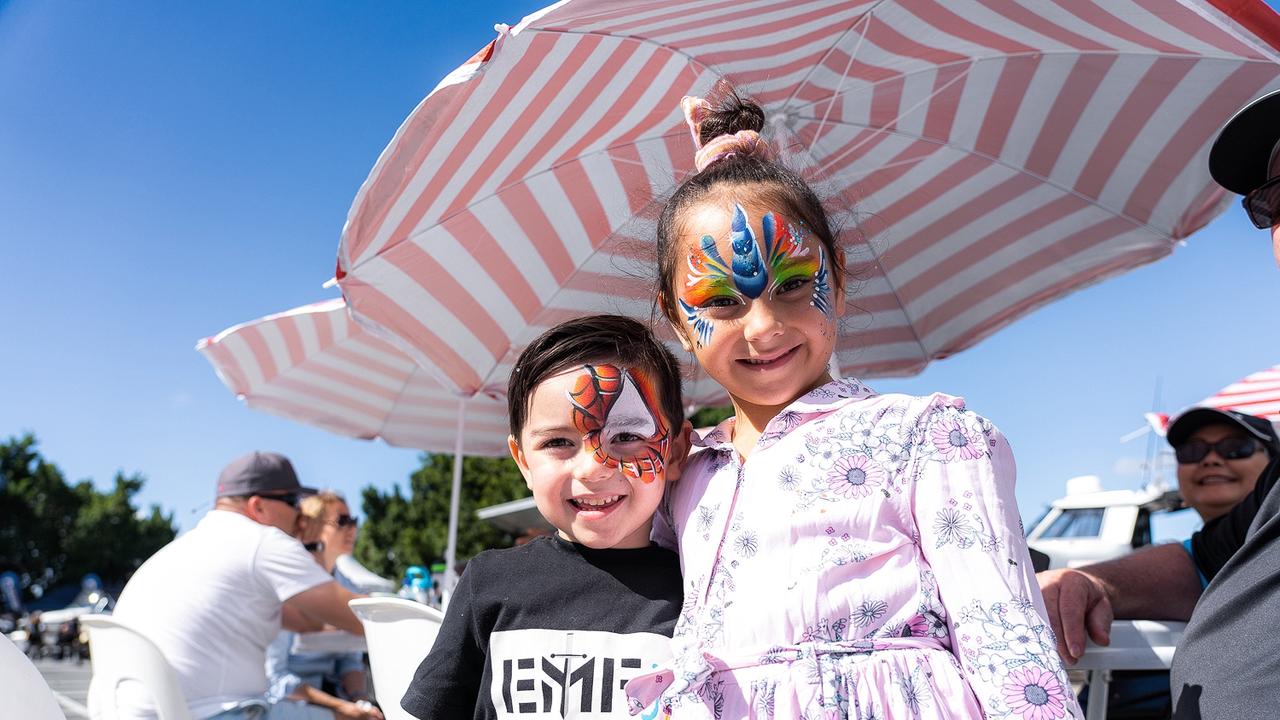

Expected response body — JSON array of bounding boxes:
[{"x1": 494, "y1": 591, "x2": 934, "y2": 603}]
[
  {"x1": 785, "y1": 51, "x2": 1277, "y2": 118},
  {"x1": 781, "y1": 0, "x2": 885, "y2": 112},
  {"x1": 400, "y1": 127, "x2": 692, "y2": 250},
  {"x1": 793, "y1": 113, "x2": 1177, "y2": 239}
]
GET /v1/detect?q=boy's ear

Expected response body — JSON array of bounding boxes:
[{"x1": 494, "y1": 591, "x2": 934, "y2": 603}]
[
  {"x1": 663, "y1": 420, "x2": 694, "y2": 483},
  {"x1": 508, "y1": 435, "x2": 534, "y2": 489}
]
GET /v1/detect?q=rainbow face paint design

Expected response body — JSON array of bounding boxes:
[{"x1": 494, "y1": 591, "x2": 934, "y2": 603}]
[
  {"x1": 678, "y1": 204, "x2": 834, "y2": 346},
  {"x1": 567, "y1": 364, "x2": 670, "y2": 483}
]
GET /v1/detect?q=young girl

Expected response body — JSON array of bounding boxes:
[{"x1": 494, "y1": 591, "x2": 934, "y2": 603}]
[{"x1": 624, "y1": 94, "x2": 1082, "y2": 719}]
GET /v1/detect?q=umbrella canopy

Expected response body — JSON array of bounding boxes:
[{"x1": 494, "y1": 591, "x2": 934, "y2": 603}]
[
  {"x1": 1193, "y1": 364, "x2": 1280, "y2": 421},
  {"x1": 1142, "y1": 364, "x2": 1280, "y2": 438},
  {"x1": 336, "y1": 0, "x2": 1280, "y2": 400},
  {"x1": 197, "y1": 298, "x2": 511, "y2": 455},
  {"x1": 198, "y1": 298, "x2": 518, "y2": 597}
]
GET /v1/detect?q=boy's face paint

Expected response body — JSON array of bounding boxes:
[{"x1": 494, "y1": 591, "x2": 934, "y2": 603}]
[
  {"x1": 677, "y1": 203, "x2": 834, "y2": 347},
  {"x1": 567, "y1": 364, "x2": 671, "y2": 483},
  {"x1": 512, "y1": 364, "x2": 679, "y2": 550}
]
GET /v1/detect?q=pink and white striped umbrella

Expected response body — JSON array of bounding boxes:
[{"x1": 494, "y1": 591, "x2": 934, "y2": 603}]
[
  {"x1": 336, "y1": 0, "x2": 1280, "y2": 399},
  {"x1": 1197, "y1": 364, "x2": 1280, "y2": 421},
  {"x1": 198, "y1": 298, "x2": 516, "y2": 593},
  {"x1": 1142, "y1": 364, "x2": 1280, "y2": 436},
  {"x1": 196, "y1": 298, "x2": 511, "y2": 456}
]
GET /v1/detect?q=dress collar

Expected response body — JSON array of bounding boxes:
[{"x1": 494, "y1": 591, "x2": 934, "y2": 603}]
[{"x1": 692, "y1": 378, "x2": 878, "y2": 453}]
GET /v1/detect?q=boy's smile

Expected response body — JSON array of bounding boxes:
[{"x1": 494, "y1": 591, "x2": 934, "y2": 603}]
[{"x1": 510, "y1": 364, "x2": 686, "y2": 549}]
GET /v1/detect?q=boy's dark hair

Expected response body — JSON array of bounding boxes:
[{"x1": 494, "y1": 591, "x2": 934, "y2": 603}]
[
  {"x1": 655, "y1": 90, "x2": 846, "y2": 327},
  {"x1": 507, "y1": 315, "x2": 684, "y2": 441}
]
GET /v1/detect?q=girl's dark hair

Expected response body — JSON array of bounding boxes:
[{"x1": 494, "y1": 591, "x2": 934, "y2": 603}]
[
  {"x1": 655, "y1": 92, "x2": 845, "y2": 327},
  {"x1": 507, "y1": 315, "x2": 684, "y2": 441}
]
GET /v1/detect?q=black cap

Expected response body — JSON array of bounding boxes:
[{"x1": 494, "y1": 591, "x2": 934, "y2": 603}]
[
  {"x1": 1166, "y1": 407, "x2": 1280, "y2": 453},
  {"x1": 216, "y1": 451, "x2": 317, "y2": 498},
  {"x1": 1209, "y1": 88, "x2": 1280, "y2": 195}
]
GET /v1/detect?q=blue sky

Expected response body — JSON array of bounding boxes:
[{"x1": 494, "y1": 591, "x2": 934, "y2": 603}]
[{"x1": 4, "y1": 0, "x2": 1279, "y2": 537}]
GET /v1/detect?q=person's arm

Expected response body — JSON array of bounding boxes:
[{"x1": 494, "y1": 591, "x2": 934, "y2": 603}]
[
  {"x1": 280, "y1": 602, "x2": 324, "y2": 633},
  {"x1": 911, "y1": 400, "x2": 1081, "y2": 718},
  {"x1": 284, "y1": 581, "x2": 365, "y2": 636},
  {"x1": 291, "y1": 683, "x2": 383, "y2": 720},
  {"x1": 400, "y1": 557, "x2": 487, "y2": 719},
  {"x1": 337, "y1": 653, "x2": 368, "y2": 696},
  {"x1": 1037, "y1": 542, "x2": 1201, "y2": 664}
]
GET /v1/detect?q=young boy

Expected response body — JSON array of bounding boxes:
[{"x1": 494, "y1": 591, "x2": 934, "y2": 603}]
[{"x1": 401, "y1": 315, "x2": 692, "y2": 720}]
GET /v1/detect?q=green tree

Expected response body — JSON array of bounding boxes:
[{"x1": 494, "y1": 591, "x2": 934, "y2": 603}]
[
  {"x1": 355, "y1": 453, "x2": 529, "y2": 578},
  {"x1": 0, "y1": 434, "x2": 176, "y2": 601},
  {"x1": 64, "y1": 472, "x2": 178, "y2": 584},
  {"x1": 689, "y1": 405, "x2": 734, "y2": 429}
]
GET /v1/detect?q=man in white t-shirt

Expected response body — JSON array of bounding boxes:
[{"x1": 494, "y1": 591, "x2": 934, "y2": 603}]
[{"x1": 111, "y1": 451, "x2": 365, "y2": 720}]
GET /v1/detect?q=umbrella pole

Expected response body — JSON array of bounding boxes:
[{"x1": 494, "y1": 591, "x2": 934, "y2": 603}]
[{"x1": 443, "y1": 398, "x2": 466, "y2": 606}]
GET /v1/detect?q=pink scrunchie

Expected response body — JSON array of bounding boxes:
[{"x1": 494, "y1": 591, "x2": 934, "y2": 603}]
[{"x1": 681, "y1": 95, "x2": 775, "y2": 172}]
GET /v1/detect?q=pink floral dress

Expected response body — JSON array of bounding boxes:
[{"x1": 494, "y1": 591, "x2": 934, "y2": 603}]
[{"x1": 625, "y1": 378, "x2": 1081, "y2": 720}]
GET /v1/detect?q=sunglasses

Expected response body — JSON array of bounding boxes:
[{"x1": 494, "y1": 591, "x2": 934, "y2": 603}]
[
  {"x1": 329, "y1": 514, "x2": 359, "y2": 528},
  {"x1": 1175, "y1": 437, "x2": 1261, "y2": 464},
  {"x1": 254, "y1": 492, "x2": 301, "y2": 509},
  {"x1": 1242, "y1": 176, "x2": 1280, "y2": 229}
]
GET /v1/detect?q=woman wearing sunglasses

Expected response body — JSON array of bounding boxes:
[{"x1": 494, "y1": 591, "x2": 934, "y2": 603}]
[
  {"x1": 312, "y1": 494, "x2": 361, "y2": 576},
  {"x1": 267, "y1": 492, "x2": 383, "y2": 720},
  {"x1": 1166, "y1": 408, "x2": 1280, "y2": 522}
]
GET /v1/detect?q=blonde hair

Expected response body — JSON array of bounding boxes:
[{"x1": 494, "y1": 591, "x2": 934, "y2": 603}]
[{"x1": 299, "y1": 490, "x2": 346, "y2": 521}]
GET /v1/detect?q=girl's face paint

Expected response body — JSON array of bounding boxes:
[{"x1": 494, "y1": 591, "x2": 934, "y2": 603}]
[
  {"x1": 671, "y1": 200, "x2": 842, "y2": 414},
  {"x1": 677, "y1": 204, "x2": 834, "y2": 347}
]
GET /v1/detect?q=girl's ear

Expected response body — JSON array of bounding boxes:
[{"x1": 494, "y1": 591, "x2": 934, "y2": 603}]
[{"x1": 508, "y1": 435, "x2": 534, "y2": 489}]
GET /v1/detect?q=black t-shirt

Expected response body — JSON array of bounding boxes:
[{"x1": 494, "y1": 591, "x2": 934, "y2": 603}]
[
  {"x1": 1172, "y1": 456, "x2": 1280, "y2": 717},
  {"x1": 400, "y1": 536, "x2": 682, "y2": 720},
  {"x1": 1188, "y1": 455, "x2": 1279, "y2": 580}
]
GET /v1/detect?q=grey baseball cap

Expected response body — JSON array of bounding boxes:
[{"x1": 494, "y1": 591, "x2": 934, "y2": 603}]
[
  {"x1": 216, "y1": 451, "x2": 317, "y2": 498},
  {"x1": 1166, "y1": 408, "x2": 1280, "y2": 453}
]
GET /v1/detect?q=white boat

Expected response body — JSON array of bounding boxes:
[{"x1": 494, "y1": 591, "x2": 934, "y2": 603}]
[{"x1": 1026, "y1": 475, "x2": 1182, "y2": 571}]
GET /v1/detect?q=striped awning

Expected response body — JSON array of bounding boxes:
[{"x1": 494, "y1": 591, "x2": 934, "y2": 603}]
[
  {"x1": 336, "y1": 0, "x2": 1280, "y2": 400},
  {"x1": 196, "y1": 298, "x2": 511, "y2": 456},
  {"x1": 1198, "y1": 364, "x2": 1280, "y2": 421}
]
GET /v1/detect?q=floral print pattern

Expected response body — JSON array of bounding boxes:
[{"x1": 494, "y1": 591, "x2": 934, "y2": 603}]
[
  {"x1": 1002, "y1": 667, "x2": 1070, "y2": 720},
  {"x1": 826, "y1": 454, "x2": 885, "y2": 498},
  {"x1": 634, "y1": 379, "x2": 1081, "y2": 719}
]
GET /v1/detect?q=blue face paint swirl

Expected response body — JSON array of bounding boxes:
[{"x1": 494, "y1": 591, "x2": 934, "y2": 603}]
[
  {"x1": 729, "y1": 204, "x2": 766, "y2": 299},
  {"x1": 812, "y1": 245, "x2": 833, "y2": 318},
  {"x1": 679, "y1": 297, "x2": 714, "y2": 347}
]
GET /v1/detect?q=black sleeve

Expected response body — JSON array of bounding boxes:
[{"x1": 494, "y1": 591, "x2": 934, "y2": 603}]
[
  {"x1": 1190, "y1": 456, "x2": 1279, "y2": 582},
  {"x1": 400, "y1": 558, "x2": 487, "y2": 719}
]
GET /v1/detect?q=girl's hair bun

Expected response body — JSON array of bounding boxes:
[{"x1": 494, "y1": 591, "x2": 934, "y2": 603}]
[{"x1": 698, "y1": 91, "x2": 766, "y2": 145}]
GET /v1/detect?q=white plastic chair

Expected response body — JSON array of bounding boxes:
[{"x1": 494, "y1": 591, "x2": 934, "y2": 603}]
[
  {"x1": 348, "y1": 597, "x2": 444, "y2": 720},
  {"x1": 1076, "y1": 619, "x2": 1186, "y2": 720},
  {"x1": 0, "y1": 634, "x2": 68, "y2": 719},
  {"x1": 80, "y1": 614, "x2": 192, "y2": 720}
]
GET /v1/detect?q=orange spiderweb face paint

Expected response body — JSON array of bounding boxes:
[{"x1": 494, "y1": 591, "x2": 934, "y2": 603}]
[{"x1": 567, "y1": 364, "x2": 671, "y2": 483}]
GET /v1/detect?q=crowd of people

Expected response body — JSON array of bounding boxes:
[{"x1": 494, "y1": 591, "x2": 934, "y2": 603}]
[{"x1": 94, "y1": 87, "x2": 1280, "y2": 720}]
